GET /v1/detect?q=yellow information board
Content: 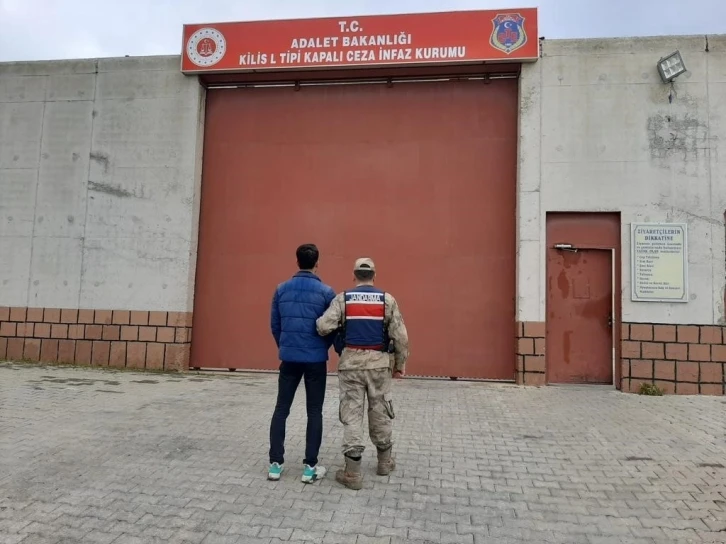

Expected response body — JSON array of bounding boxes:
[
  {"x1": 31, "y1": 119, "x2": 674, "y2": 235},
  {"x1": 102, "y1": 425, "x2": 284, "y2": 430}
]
[{"x1": 630, "y1": 223, "x2": 688, "y2": 302}]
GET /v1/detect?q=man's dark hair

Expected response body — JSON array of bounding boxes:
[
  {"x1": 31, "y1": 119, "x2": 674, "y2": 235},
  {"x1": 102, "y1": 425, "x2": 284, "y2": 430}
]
[
  {"x1": 354, "y1": 269, "x2": 375, "y2": 282},
  {"x1": 296, "y1": 244, "x2": 319, "y2": 270}
]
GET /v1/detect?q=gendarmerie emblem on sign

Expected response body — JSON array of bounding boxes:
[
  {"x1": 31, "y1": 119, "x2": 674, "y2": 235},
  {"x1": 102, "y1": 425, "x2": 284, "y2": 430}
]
[
  {"x1": 490, "y1": 13, "x2": 528, "y2": 54},
  {"x1": 186, "y1": 27, "x2": 227, "y2": 67}
]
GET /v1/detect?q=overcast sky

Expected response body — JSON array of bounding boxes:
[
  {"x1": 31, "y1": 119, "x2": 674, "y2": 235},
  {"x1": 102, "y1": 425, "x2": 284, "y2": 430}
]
[{"x1": 1, "y1": 0, "x2": 723, "y2": 62}]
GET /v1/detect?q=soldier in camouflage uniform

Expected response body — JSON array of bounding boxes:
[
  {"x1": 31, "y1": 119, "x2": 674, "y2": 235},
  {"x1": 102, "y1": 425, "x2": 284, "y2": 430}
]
[{"x1": 316, "y1": 257, "x2": 409, "y2": 490}]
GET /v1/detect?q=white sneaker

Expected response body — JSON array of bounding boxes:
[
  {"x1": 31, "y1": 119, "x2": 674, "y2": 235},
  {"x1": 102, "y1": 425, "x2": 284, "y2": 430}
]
[{"x1": 301, "y1": 464, "x2": 327, "y2": 483}]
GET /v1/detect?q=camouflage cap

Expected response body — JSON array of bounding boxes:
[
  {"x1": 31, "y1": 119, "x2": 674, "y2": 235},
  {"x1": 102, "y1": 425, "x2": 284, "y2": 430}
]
[{"x1": 354, "y1": 257, "x2": 376, "y2": 272}]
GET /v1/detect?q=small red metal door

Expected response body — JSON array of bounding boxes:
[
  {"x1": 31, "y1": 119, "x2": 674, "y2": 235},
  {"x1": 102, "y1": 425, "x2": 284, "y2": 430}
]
[{"x1": 546, "y1": 248, "x2": 613, "y2": 384}]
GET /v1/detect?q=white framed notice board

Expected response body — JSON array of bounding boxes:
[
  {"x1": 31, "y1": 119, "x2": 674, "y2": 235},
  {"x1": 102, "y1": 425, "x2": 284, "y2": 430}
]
[{"x1": 630, "y1": 222, "x2": 688, "y2": 303}]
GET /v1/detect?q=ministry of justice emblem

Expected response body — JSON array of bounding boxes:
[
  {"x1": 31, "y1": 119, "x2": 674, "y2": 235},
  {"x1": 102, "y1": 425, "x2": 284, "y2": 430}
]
[
  {"x1": 186, "y1": 27, "x2": 227, "y2": 67},
  {"x1": 490, "y1": 13, "x2": 527, "y2": 55}
]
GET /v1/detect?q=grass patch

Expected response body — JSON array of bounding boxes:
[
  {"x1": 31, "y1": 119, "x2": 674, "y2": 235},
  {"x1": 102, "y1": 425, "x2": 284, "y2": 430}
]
[{"x1": 638, "y1": 382, "x2": 664, "y2": 396}]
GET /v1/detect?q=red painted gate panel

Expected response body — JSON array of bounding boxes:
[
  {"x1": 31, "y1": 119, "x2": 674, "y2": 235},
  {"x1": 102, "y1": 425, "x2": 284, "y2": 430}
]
[{"x1": 192, "y1": 79, "x2": 517, "y2": 379}]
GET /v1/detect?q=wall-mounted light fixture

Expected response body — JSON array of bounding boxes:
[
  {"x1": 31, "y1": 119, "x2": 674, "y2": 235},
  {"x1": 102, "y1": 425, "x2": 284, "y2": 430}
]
[{"x1": 657, "y1": 50, "x2": 687, "y2": 83}]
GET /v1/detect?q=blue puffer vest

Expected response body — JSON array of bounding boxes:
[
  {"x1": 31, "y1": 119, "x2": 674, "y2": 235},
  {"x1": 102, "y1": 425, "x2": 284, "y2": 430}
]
[{"x1": 271, "y1": 271, "x2": 336, "y2": 363}]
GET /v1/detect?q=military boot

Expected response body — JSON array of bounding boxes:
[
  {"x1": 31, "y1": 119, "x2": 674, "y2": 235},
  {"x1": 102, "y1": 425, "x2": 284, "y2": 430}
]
[
  {"x1": 335, "y1": 456, "x2": 363, "y2": 490},
  {"x1": 376, "y1": 447, "x2": 396, "y2": 476}
]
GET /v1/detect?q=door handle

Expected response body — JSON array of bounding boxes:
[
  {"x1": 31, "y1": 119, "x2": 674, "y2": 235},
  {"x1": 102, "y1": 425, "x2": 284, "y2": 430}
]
[{"x1": 607, "y1": 313, "x2": 613, "y2": 328}]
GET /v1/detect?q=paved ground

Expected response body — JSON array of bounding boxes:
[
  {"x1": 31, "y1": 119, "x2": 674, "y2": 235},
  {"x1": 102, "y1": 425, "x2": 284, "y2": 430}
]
[{"x1": 0, "y1": 363, "x2": 725, "y2": 544}]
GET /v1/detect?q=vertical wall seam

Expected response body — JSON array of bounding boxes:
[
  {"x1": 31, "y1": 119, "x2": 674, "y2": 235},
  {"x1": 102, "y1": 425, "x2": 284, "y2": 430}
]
[
  {"x1": 78, "y1": 59, "x2": 99, "y2": 309},
  {"x1": 516, "y1": 74, "x2": 524, "y2": 324},
  {"x1": 703, "y1": 39, "x2": 716, "y2": 325},
  {"x1": 25, "y1": 96, "x2": 47, "y2": 307},
  {"x1": 538, "y1": 48, "x2": 545, "y2": 323}
]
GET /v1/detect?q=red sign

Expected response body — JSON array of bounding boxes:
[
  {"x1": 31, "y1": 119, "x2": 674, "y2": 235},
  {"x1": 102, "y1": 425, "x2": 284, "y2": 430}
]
[{"x1": 181, "y1": 9, "x2": 539, "y2": 74}]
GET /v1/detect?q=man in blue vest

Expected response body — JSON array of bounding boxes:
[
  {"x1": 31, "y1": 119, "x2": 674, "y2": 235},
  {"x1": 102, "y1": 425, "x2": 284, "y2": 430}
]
[
  {"x1": 316, "y1": 257, "x2": 410, "y2": 490},
  {"x1": 268, "y1": 243, "x2": 336, "y2": 484}
]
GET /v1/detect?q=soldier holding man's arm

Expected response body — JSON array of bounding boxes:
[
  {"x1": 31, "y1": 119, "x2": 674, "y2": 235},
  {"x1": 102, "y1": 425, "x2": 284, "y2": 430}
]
[{"x1": 316, "y1": 257, "x2": 409, "y2": 490}]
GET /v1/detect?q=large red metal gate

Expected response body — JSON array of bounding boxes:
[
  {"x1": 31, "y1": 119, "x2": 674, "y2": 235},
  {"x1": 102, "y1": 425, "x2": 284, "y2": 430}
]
[{"x1": 191, "y1": 78, "x2": 517, "y2": 379}]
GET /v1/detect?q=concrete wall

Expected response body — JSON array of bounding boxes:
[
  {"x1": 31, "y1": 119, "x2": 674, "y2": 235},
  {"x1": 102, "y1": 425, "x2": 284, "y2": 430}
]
[
  {"x1": 3, "y1": 35, "x2": 724, "y2": 323},
  {"x1": 0, "y1": 56, "x2": 204, "y2": 312},
  {"x1": 518, "y1": 35, "x2": 726, "y2": 326}
]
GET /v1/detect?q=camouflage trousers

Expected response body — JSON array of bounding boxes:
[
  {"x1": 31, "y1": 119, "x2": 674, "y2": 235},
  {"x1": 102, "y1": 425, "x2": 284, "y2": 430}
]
[{"x1": 338, "y1": 368, "x2": 395, "y2": 457}]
